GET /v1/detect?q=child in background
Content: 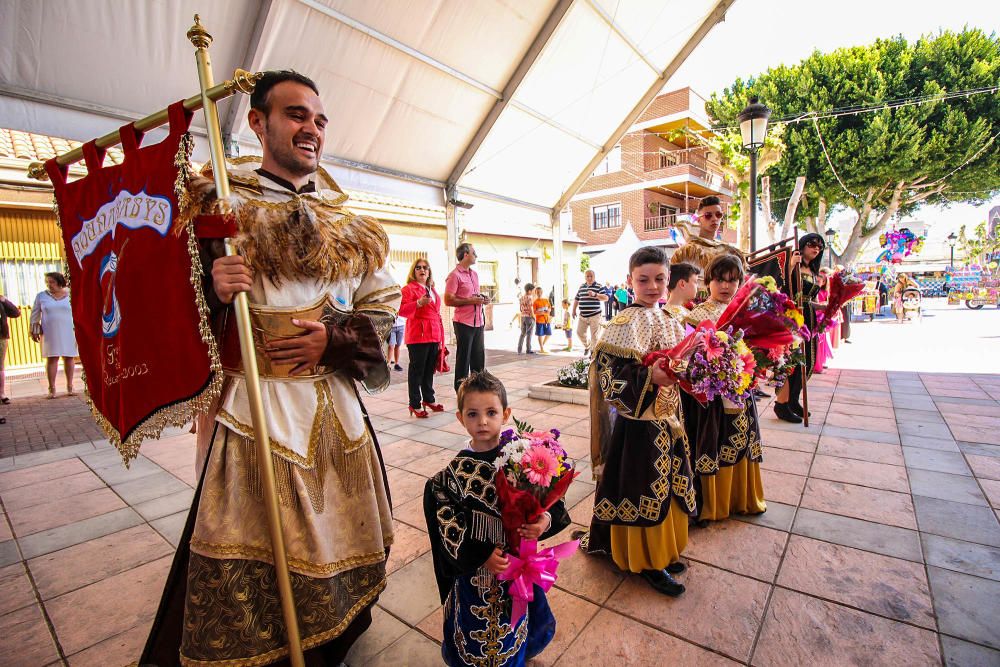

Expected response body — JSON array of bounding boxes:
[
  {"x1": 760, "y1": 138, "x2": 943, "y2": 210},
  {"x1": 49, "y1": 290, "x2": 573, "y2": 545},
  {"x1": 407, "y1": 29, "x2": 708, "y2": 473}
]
[
  {"x1": 582, "y1": 247, "x2": 696, "y2": 597},
  {"x1": 560, "y1": 298, "x2": 573, "y2": 351},
  {"x1": 665, "y1": 262, "x2": 700, "y2": 320},
  {"x1": 424, "y1": 372, "x2": 571, "y2": 666},
  {"x1": 533, "y1": 287, "x2": 552, "y2": 354},
  {"x1": 683, "y1": 254, "x2": 766, "y2": 523},
  {"x1": 388, "y1": 314, "x2": 405, "y2": 371}
]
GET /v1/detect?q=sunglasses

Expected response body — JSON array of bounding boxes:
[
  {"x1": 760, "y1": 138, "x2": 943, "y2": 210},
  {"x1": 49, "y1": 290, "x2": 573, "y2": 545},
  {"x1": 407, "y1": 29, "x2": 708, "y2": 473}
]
[
  {"x1": 805, "y1": 241, "x2": 824, "y2": 249},
  {"x1": 415, "y1": 265, "x2": 429, "y2": 270},
  {"x1": 700, "y1": 211, "x2": 725, "y2": 220}
]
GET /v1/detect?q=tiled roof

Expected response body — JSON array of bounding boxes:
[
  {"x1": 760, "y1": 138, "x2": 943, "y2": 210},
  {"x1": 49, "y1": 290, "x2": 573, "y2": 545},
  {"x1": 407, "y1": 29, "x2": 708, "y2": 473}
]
[{"x1": 0, "y1": 128, "x2": 124, "y2": 169}]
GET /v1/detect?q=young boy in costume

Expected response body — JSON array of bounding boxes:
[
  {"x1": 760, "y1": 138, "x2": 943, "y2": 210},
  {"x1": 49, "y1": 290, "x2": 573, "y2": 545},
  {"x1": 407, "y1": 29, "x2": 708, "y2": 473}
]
[
  {"x1": 665, "y1": 262, "x2": 700, "y2": 320},
  {"x1": 423, "y1": 371, "x2": 571, "y2": 666},
  {"x1": 581, "y1": 247, "x2": 696, "y2": 596},
  {"x1": 683, "y1": 254, "x2": 766, "y2": 523}
]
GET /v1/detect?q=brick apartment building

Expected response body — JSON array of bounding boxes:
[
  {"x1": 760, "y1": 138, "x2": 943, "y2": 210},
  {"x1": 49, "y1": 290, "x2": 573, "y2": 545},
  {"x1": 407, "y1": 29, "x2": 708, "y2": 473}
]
[{"x1": 569, "y1": 87, "x2": 737, "y2": 254}]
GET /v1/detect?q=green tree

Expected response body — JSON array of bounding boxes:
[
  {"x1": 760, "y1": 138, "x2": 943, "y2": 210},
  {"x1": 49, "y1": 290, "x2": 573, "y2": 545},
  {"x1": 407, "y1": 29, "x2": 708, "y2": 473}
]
[
  {"x1": 707, "y1": 29, "x2": 1000, "y2": 265},
  {"x1": 958, "y1": 221, "x2": 1000, "y2": 266}
]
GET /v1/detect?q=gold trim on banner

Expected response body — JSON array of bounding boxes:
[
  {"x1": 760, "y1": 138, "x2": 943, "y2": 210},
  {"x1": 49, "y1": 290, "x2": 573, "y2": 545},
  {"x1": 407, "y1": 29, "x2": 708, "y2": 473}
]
[{"x1": 58, "y1": 133, "x2": 223, "y2": 466}]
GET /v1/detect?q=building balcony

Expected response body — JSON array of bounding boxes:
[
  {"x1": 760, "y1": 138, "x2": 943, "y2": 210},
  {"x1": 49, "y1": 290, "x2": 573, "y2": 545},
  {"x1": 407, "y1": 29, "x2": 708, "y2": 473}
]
[{"x1": 644, "y1": 213, "x2": 679, "y2": 232}]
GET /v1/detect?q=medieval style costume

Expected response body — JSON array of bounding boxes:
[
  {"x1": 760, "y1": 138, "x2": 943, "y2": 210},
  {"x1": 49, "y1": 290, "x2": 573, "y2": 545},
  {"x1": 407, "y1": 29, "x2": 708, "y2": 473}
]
[
  {"x1": 423, "y1": 446, "x2": 570, "y2": 667},
  {"x1": 582, "y1": 305, "x2": 696, "y2": 580},
  {"x1": 143, "y1": 158, "x2": 399, "y2": 667},
  {"x1": 683, "y1": 299, "x2": 766, "y2": 521}
]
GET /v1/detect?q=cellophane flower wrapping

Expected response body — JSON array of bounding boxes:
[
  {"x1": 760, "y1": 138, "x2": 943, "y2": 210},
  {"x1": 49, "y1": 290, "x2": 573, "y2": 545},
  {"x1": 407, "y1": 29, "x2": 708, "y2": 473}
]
[
  {"x1": 814, "y1": 271, "x2": 865, "y2": 334},
  {"x1": 493, "y1": 419, "x2": 578, "y2": 553},
  {"x1": 682, "y1": 325, "x2": 756, "y2": 407},
  {"x1": 737, "y1": 277, "x2": 810, "y2": 388}
]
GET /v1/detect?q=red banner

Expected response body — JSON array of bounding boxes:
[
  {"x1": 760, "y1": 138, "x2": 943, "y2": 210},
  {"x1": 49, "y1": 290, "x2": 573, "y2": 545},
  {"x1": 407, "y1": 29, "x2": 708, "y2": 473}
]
[{"x1": 45, "y1": 102, "x2": 220, "y2": 463}]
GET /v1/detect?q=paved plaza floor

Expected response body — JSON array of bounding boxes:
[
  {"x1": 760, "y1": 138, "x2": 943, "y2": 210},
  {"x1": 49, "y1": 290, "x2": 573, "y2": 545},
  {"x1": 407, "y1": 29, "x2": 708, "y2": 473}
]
[{"x1": 1, "y1": 302, "x2": 999, "y2": 666}]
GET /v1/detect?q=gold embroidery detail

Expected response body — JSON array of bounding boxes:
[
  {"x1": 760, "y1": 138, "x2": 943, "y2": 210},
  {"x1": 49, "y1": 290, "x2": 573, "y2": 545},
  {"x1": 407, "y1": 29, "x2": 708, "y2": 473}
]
[
  {"x1": 453, "y1": 581, "x2": 528, "y2": 667},
  {"x1": 188, "y1": 538, "x2": 388, "y2": 577},
  {"x1": 355, "y1": 285, "x2": 402, "y2": 306}
]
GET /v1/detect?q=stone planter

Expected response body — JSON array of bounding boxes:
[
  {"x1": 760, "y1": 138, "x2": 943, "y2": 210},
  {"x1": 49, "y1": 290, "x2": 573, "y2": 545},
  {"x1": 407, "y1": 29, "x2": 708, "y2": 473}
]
[{"x1": 528, "y1": 380, "x2": 589, "y2": 405}]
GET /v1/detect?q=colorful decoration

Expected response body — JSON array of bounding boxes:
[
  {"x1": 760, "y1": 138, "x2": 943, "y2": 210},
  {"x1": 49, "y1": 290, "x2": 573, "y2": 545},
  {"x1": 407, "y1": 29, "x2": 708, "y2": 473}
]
[{"x1": 876, "y1": 227, "x2": 925, "y2": 264}]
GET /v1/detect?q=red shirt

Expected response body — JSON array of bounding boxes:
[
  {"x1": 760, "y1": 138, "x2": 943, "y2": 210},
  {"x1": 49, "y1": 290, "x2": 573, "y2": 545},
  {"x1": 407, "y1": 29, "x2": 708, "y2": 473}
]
[{"x1": 399, "y1": 281, "x2": 444, "y2": 344}]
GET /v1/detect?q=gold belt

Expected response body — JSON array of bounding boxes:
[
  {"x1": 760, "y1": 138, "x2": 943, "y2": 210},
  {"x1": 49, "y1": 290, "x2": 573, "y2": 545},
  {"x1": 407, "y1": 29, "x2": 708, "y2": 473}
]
[{"x1": 220, "y1": 294, "x2": 339, "y2": 379}]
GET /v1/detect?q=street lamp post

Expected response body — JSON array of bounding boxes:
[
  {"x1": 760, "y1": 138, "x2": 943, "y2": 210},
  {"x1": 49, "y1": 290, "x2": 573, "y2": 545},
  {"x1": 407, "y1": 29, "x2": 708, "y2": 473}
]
[
  {"x1": 947, "y1": 232, "x2": 957, "y2": 268},
  {"x1": 737, "y1": 97, "x2": 771, "y2": 253},
  {"x1": 825, "y1": 228, "x2": 836, "y2": 268}
]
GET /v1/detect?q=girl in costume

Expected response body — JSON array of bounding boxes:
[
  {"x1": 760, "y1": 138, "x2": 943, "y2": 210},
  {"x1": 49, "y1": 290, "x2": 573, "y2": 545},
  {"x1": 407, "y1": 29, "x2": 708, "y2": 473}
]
[
  {"x1": 683, "y1": 254, "x2": 767, "y2": 523},
  {"x1": 773, "y1": 233, "x2": 825, "y2": 423},
  {"x1": 581, "y1": 247, "x2": 696, "y2": 597}
]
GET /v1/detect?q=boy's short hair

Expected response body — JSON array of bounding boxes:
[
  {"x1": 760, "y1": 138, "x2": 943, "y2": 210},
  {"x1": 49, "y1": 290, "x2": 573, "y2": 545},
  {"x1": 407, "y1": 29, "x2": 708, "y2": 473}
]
[
  {"x1": 250, "y1": 70, "x2": 320, "y2": 115},
  {"x1": 628, "y1": 246, "x2": 668, "y2": 273},
  {"x1": 704, "y1": 254, "x2": 745, "y2": 283},
  {"x1": 668, "y1": 262, "x2": 700, "y2": 290},
  {"x1": 524, "y1": 282, "x2": 535, "y2": 293},
  {"x1": 561, "y1": 298, "x2": 570, "y2": 305},
  {"x1": 456, "y1": 371, "x2": 508, "y2": 411},
  {"x1": 697, "y1": 195, "x2": 722, "y2": 210}
]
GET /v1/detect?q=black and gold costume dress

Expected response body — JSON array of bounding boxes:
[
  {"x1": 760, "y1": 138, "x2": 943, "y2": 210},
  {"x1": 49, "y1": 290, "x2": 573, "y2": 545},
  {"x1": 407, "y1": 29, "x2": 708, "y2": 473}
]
[
  {"x1": 423, "y1": 446, "x2": 570, "y2": 667},
  {"x1": 583, "y1": 304, "x2": 697, "y2": 573},
  {"x1": 683, "y1": 299, "x2": 766, "y2": 520},
  {"x1": 786, "y1": 269, "x2": 822, "y2": 407}
]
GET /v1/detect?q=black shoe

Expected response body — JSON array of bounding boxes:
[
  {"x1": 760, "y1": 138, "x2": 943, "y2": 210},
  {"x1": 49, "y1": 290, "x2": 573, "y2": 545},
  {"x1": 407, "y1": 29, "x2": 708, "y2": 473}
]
[
  {"x1": 641, "y1": 569, "x2": 685, "y2": 597},
  {"x1": 790, "y1": 402, "x2": 811, "y2": 417},
  {"x1": 753, "y1": 388, "x2": 770, "y2": 398},
  {"x1": 773, "y1": 402, "x2": 803, "y2": 423},
  {"x1": 393, "y1": 364, "x2": 403, "y2": 372},
  {"x1": 666, "y1": 561, "x2": 686, "y2": 574}
]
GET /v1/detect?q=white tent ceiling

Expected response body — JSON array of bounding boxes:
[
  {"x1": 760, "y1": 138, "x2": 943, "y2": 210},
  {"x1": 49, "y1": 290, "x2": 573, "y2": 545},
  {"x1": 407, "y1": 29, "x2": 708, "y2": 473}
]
[{"x1": 0, "y1": 0, "x2": 732, "y2": 211}]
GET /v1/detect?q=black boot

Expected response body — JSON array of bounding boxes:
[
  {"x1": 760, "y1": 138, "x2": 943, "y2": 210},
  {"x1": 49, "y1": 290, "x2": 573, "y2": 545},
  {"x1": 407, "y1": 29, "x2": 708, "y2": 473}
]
[
  {"x1": 641, "y1": 569, "x2": 685, "y2": 596},
  {"x1": 773, "y1": 402, "x2": 803, "y2": 423},
  {"x1": 790, "y1": 402, "x2": 811, "y2": 417}
]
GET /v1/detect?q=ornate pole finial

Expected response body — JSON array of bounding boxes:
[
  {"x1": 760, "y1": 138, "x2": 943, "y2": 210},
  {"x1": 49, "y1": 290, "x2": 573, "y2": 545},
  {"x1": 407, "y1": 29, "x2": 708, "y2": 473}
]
[{"x1": 187, "y1": 14, "x2": 213, "y2": 49}]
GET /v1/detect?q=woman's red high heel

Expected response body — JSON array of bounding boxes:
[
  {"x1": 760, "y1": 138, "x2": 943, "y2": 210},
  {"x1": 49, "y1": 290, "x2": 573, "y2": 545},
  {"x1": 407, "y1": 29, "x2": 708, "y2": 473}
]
[
  {"x1": 422, "y1": 402, "x2": 445, "y2": 412},
  {"x1": 408, "y1": 406, "x2": 429, "y2": 419}
]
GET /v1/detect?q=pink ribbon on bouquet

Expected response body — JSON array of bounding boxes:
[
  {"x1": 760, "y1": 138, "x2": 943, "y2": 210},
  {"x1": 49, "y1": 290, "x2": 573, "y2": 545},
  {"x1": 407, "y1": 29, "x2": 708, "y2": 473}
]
[{"x1": 496, "y1": 538, "x2": 579, "y2": 624}]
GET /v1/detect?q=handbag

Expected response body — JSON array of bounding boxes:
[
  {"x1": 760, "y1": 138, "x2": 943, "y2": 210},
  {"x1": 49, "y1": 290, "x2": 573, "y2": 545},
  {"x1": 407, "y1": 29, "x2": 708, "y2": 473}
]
[{"x1": 435, "y1": 314, "x2": 450, "y2": 373}]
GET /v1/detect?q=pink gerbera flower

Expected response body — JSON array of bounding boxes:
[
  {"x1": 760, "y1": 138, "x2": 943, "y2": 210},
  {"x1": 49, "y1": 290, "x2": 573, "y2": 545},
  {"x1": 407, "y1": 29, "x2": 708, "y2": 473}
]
[{"x1": 521, "y1": 446, "x2": 558, "y2": 487}]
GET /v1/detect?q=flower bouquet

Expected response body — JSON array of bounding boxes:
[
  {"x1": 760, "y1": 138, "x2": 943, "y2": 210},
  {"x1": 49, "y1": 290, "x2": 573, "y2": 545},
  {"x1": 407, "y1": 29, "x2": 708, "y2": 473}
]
[
  {"x1": 493, "y1": 419, "x2": 579, "y2": 622},
  {"x1": 730, "y1": 277, "x2": 809, "y2": 388},
  {"x1": 814, "y1": 271, "x2": 865, "y2": 334},
  {"x1": 644, "y1": 323, "x2": 756, "y2": 409}
]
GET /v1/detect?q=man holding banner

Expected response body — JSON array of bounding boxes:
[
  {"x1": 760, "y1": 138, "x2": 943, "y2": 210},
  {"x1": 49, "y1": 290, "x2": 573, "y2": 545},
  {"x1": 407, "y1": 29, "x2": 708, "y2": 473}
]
[
  {"x1": 670, "y1": 195, "x2": 746, "y2": 295},
  {"x1": 142, "y1": 71, "x2": 400, "y2": 666}
]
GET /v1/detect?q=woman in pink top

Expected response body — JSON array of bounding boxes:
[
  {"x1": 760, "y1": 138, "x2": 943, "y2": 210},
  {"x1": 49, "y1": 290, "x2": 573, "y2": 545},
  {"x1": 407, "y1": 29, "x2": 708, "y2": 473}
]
[{"x1": 399, "y1": 258, "x2": 445, "y2": 418}]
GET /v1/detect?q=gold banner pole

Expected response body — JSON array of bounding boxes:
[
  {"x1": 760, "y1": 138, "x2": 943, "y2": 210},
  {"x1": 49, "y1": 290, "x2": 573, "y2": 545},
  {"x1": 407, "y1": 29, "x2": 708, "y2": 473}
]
[{"x1": 188, "y1": 15, "x2": 306, "y2": 667}]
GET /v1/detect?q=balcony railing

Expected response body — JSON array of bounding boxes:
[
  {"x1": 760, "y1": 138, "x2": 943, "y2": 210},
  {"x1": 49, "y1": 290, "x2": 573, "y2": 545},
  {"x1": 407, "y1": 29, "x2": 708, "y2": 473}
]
[
  {"x1": 641, "y1": 157, "x2": 733, "y2": 190},
  {"x1": 644, "y1": 214, "x2": 679, "y2": 232}
]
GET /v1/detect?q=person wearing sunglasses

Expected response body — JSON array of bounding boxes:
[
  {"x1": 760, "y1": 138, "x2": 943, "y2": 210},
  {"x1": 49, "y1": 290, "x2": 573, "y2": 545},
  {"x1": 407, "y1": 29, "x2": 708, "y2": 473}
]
[
  {"x1": 670, "y1": 195, "x2": 746, "y2": 299},
  {"x1": 399, "y1": 258, "x2": 446, "y2": 418},
  {"x1": 773, "y1": 233, "x2": 826, "y2": 423}
]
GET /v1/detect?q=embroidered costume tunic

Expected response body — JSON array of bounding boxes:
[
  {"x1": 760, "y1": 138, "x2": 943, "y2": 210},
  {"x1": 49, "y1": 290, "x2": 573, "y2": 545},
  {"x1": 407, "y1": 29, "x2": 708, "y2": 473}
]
[
  {"x1": 424, "y1": 446, "x2": 570, "y2": 667},
  {"x1": 683, "y1": 299, "x2": 766, "y2": 520},
  {"x1": 583, "y1": 305, "x2": 697, "y2": 573},
  {"x1": 143, "y1": 160, "x2": 399, "y2": 667}
]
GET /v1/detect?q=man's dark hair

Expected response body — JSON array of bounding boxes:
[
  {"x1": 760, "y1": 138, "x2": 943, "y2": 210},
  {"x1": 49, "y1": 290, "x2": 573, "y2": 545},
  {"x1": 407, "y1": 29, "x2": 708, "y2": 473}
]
[
  {"x1": 668, "y1": 262, "x2": 700, "y2": 290},
  {"x1": 457, "y1": 243, "x2": 474, "y2": 262},
  {"x1": 457, "y1": 371, "x2": 508, "y2": 411},
  {"x1": 705, "y1": 254, "x2": 745, "y2": 284},
  {"x1": 524, "y1": 282, "x2": 535, "y2": 293},
  {"x1": 44, "y1": 271, "x2": 67, "y2": 288},
  {"x1": 628, "y1": 246, "x2": 668, "y2": 273},
  {"x1": 697, "y1": 195, "x2": 722, "y2": 211},
  {"x1": 250, "y1": 70, "x2": 320, "y2": 115}
]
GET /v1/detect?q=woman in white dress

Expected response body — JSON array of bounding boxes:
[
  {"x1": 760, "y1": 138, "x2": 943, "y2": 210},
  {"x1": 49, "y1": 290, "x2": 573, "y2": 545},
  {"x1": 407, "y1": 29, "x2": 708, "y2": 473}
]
[{"x1": 30, "y1": 272, "x2": 78, "y2": 398}]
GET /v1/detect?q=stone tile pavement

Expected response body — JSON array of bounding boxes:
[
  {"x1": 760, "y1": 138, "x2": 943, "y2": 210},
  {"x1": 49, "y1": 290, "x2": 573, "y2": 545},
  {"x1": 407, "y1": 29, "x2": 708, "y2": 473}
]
[{"x1": 1, "y1": 354, "x2": 1000, "y2": 665}]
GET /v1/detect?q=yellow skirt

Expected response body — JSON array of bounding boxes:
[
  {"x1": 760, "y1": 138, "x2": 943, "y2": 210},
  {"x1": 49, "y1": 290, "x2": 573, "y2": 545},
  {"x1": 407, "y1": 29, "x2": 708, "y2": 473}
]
[
  {"x1": 700, "y1": 458, "x2": 767, "y2": 521},
  {"x1": 609, "y1": 498, "x2": 689, "y2": 573}
]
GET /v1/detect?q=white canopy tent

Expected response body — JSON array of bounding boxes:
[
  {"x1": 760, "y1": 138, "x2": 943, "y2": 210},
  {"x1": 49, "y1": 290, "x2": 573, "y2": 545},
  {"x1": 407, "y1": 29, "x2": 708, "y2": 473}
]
[
  {"x1": 587, "y1": 224, "x2": 643, "y2": 285},
  {"x1": 0, "y1": 0, "x2": 735, "y2": 296}
]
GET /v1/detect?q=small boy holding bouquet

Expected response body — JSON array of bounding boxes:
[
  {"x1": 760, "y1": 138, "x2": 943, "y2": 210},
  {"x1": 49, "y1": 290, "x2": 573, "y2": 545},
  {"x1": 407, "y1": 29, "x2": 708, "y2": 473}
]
[
  {"x1": 582, "y1": 247, "x2": 697, "y2": 597},
  {"x1": 423, "y1": 371, "x2": 571, "y2": 666},
  {"x1": 683, "y1": 254, "x2": 766, "y2": 522}
]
